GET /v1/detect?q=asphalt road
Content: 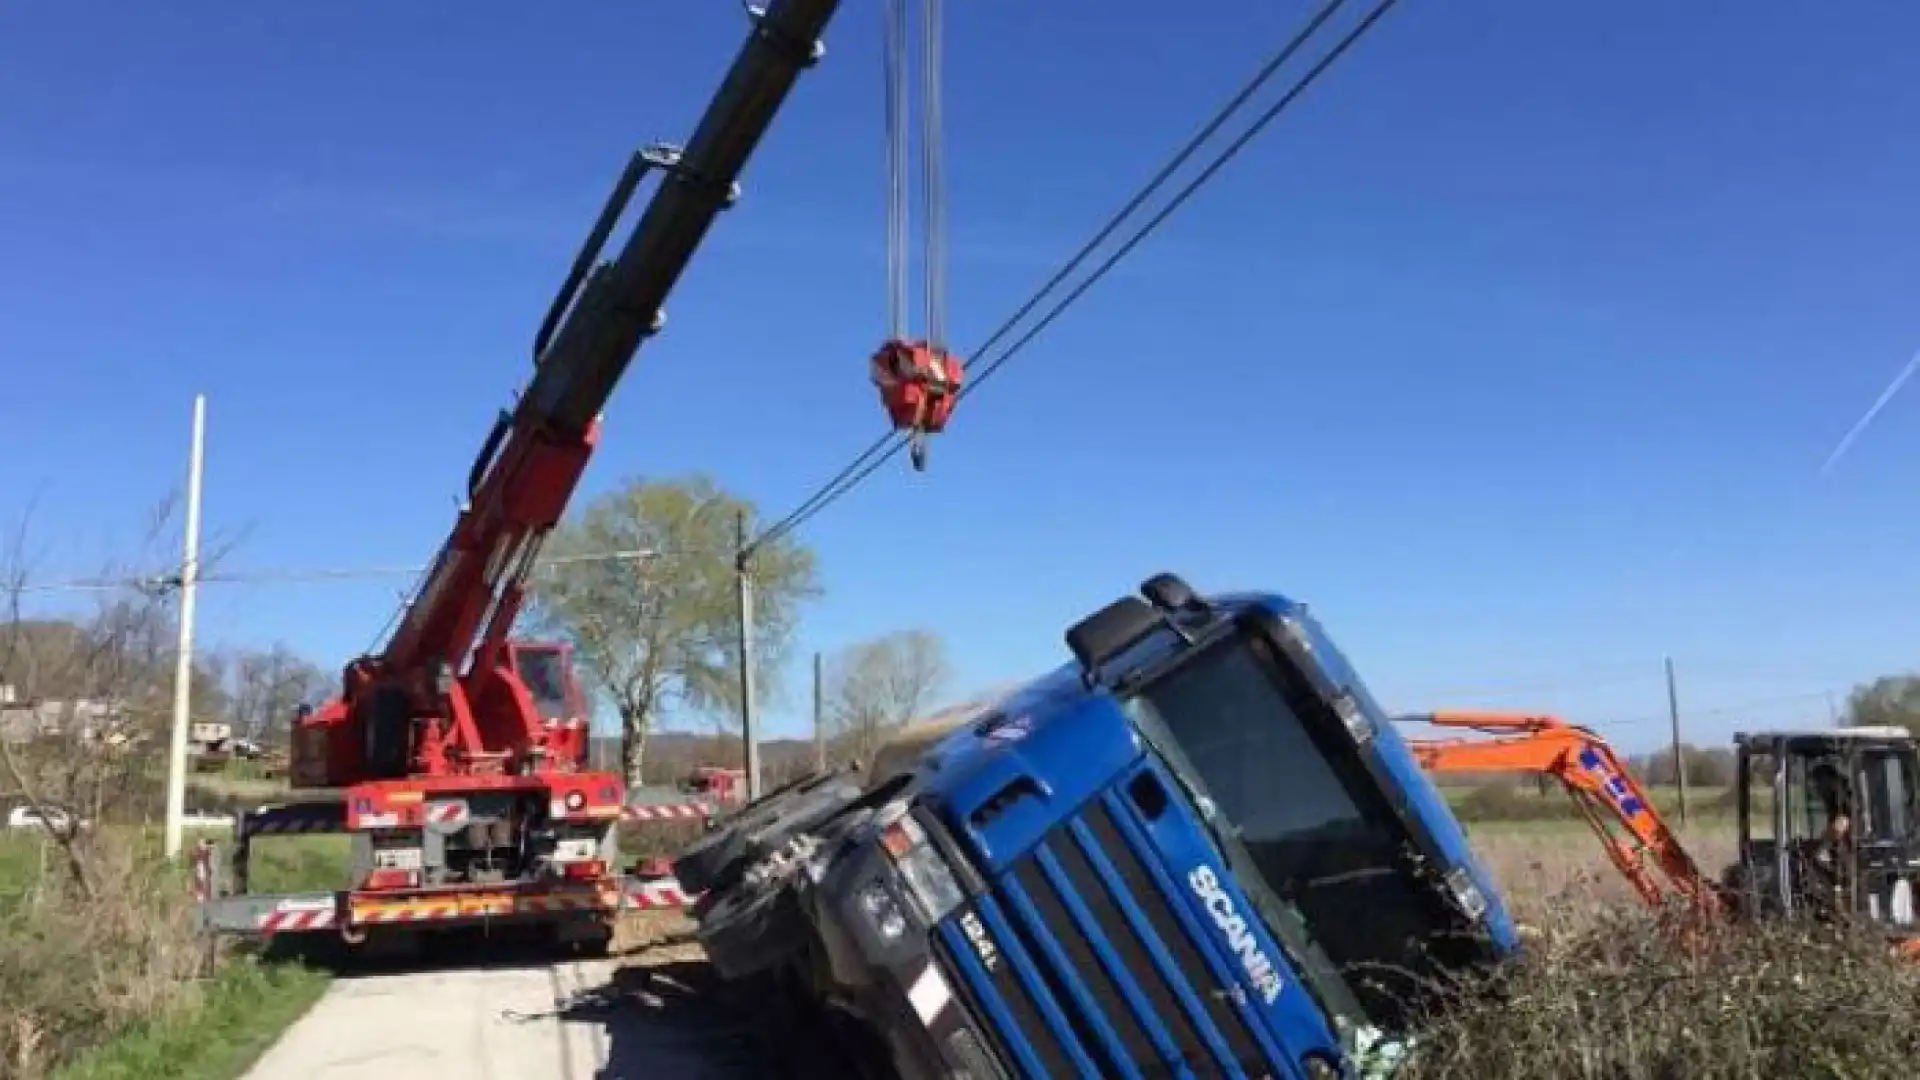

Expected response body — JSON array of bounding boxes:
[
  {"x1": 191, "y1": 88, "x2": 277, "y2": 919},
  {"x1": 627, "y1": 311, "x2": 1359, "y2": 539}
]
[{"x1": 242, "y1": 945, "x2": 771, "y2": 1080}]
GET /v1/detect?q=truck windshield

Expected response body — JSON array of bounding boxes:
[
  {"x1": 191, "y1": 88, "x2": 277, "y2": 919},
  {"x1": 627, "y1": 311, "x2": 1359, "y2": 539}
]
[{"x1": 1123, "y1": 628, "x2": 1461, "y2": 1036}]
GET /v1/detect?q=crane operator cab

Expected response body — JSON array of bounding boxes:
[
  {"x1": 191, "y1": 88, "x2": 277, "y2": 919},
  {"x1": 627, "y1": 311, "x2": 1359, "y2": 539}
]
[
  {"x1": 505, "y1": 639, "x2": 592, "y2": 770},
  {"x1": 1727, "y1": 726, "x2": 1920, "y2": 943}
]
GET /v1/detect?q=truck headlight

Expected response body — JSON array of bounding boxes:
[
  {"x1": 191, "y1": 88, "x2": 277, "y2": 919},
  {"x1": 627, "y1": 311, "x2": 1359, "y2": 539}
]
[
  {"x1": 859, "y1": 881, "x2": 910, "y2": 941},
  {"x1": 881, "y1": 813, "x2": 965, "y2": 925}
]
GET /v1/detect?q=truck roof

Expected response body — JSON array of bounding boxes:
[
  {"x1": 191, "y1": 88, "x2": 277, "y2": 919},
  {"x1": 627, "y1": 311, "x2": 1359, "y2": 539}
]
[{"x1": 1737, "y1": 725, "x2": 1914, "y2": 742}]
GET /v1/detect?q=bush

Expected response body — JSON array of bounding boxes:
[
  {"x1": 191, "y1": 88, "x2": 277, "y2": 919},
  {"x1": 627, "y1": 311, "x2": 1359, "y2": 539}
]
[
  {"x1": 0, "y1": 834, "x2": 205, "y2": 1079},
  {"x1": 1401, "y1": 904, "x2": 1920, "y2": 1079}
]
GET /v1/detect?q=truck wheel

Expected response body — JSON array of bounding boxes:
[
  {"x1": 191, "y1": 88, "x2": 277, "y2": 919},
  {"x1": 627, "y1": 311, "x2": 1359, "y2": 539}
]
[
  {"x1": 699, "y1": 879, "x2": 807, "y2": 982},
  {"x1": 675, "y1": 774, "x2": 861, "y2": 895}
]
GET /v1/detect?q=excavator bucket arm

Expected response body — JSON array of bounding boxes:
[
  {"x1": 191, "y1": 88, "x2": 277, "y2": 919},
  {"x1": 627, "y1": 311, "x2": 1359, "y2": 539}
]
[{"x1": 1402, "y1": 710, "x2": 1724, "y2": 917}]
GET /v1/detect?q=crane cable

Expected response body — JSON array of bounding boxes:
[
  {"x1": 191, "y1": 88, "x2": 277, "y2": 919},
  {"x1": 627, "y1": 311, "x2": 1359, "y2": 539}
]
[
  {"x1": 883, "y1": 0, "x2": 910, "y2": 344},
  {"x1": 920, "y1": 0, "x2": 948, "y2": 353},
  {"x1": 885, "y1": 0, "x2": 949, "y2": 350},
  {"x1": 877, "y1": 0, "x2": 953, "y2": 471},
  {"x1": 749, "y1": 0, "x2": 1398, "y2": 558}
]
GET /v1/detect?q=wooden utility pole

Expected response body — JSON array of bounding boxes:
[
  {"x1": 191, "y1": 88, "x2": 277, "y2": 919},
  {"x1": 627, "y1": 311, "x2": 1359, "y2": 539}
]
[
  {"x1": 1665, "y1": 655, "x2": 1689, "y2": 827},
  {"x1": 734, "y1": 511, "x2": 762, "y2": 802}
]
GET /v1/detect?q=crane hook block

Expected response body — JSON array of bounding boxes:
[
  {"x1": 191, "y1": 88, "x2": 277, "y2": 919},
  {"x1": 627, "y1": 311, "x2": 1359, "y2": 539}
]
[{"x1": 871, "y1": 339, "x2": 963, "y2": 471}]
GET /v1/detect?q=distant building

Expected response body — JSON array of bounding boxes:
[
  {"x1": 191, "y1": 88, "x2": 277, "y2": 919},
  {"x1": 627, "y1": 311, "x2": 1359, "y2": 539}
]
[{"x1": 0, "y1": 692, "x2": 128, "y2": 746}]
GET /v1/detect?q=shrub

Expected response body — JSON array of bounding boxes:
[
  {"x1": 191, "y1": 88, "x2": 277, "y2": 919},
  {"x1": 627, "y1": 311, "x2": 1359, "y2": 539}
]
[
  {"x1": 1401, "y1": 902, "x2": 1920, "y2": 1080},
  {"x1": 0, "y1": 833, "x2": 205, "y2": 1079}
]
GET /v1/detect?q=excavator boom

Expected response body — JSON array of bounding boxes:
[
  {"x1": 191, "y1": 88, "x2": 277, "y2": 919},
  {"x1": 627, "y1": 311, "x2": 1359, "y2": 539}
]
[{"x1": 1402, "y1": 710, "x2": 1724, "y2": 916}]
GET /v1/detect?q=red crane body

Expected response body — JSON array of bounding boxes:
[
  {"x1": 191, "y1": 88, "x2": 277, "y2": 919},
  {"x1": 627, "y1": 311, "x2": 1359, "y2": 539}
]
[
  {"x1": 247, "y1": 0, "x2": 849, "y2": 949},
  {"x1": 292, "y1": 1, "x2": 845, "y2": 798}
]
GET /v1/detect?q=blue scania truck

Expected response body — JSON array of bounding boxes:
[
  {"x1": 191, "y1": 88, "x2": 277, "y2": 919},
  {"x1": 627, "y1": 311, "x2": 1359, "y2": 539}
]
[{"x1": 676, "y1": 573, "x2": 1520, "y2": 1079}]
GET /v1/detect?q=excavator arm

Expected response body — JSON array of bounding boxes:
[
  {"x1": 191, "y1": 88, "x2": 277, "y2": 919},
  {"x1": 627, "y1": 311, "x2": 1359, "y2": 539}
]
[{"x1": 1402, "y1": 711, "x2": 1725, "y2": 917}]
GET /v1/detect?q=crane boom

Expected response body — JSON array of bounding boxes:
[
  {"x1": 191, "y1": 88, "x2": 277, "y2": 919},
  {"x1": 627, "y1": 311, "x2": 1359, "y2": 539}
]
[
  {"x1": 388, "y1": 0, "x2": 839, "y2": 681},
  {"x1": 295, "y1": 0, "x2": 844, "y2": 787}
]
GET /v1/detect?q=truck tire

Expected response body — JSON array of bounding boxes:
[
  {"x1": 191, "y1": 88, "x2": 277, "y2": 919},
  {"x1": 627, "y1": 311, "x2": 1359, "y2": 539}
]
[
  {"x1": 675, "y1": 773, "x2": 861, "y2": 895},
  {"x1": 699, "y1": 878, "x2": 807, "y2": 982}
]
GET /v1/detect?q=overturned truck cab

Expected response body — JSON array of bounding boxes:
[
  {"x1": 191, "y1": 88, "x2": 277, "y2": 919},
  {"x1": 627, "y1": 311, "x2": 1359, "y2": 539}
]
[{"x1": 678, "y1": 574, "x2": 1521, "y2": 1079}]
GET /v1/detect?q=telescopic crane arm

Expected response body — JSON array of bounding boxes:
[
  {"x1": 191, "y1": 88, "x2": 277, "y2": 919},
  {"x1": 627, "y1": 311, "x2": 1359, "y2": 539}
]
[
  {"x1": 1401, "y1": 711, "x2": 1725, "y2": 917},
  {"x1": 307, "y1": 0, "x2": 846, "y2": 784}
]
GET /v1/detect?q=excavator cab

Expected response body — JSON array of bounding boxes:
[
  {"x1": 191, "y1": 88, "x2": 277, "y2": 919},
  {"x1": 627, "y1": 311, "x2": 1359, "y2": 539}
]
[{"x1": 1729, "y1": 727, "x2": 1920, "y2": 940}]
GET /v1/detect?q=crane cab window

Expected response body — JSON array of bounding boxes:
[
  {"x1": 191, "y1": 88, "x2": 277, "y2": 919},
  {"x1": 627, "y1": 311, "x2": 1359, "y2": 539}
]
[{"x1": 512, "y1": 645, "x2": 575, "y2": 722}]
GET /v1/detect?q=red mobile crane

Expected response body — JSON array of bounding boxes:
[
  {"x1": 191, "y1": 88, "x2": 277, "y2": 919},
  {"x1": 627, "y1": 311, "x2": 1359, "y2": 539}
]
[{"x1": 197, "y1": 0, "x2": 850, "y2": 955}]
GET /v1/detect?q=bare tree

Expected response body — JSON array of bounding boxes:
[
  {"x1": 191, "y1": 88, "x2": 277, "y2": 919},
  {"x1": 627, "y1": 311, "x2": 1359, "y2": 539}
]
[
  {"x1": 0, "y1": 494, "x2": 241, "y2": 898},
  {"x1": 822, "y1": 629, "x2": 952, "y2": 770},
  {"x1": 526, "y1": 474, "x2": 821, "y2": 787},
  {"x1": 215, "y1": 642, "x2": 329, "y2": 745}
]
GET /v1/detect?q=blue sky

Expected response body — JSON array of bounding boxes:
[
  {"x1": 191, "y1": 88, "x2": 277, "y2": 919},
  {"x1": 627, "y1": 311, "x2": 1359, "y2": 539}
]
[{"x1": 3, "y1": 1, "x2": 1918, "y2": 753}]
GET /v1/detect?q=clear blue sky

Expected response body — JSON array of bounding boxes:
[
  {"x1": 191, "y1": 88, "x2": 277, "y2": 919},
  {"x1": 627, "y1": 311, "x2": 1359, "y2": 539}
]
[{"x1": 4, "y1": 2, "x2": 1918, "y2": 753}]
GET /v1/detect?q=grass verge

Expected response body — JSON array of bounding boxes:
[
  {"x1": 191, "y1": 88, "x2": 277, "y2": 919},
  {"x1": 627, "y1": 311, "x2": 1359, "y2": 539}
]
[
  {"x1": 48, "y1": 958, "x2": 329, "y2": 1080},
  {"x1": 0, "y1": 829, "x2": 347, "y2": 1080}
]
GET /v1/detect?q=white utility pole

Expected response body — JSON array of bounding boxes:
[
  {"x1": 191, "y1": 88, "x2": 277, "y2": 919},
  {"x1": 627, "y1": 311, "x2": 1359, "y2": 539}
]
[{"x1": 164, "y1": 394, "x2": 207, "y2": 860}]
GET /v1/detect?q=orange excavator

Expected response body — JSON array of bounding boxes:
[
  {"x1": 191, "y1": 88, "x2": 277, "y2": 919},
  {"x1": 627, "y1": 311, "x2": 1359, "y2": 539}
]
[
  {"x1": 1398, "y1": 710, "x2": 1726, "y2": 918},
  {"x1": 1400, "y1": 710, "x2": 1920, "y2": 958}
]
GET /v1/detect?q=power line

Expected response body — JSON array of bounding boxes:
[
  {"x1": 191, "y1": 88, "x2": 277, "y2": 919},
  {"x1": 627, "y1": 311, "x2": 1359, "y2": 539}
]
[
  {"x1": 1614, "y1": 688, "x2": 1845, "y2": 729},
  {"x1": 11, "y1": 547, "x2": 696, "y2": 598},
  {"x1": 748, "y1": 0, "x2": 1399, "y2": 556}
]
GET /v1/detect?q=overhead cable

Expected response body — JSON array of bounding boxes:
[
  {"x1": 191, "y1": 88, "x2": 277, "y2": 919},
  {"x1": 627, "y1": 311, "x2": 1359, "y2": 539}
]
[
  {"x1": 11, "y1": 547, "x2": 685, "y2": 597},
  {"x1": 748, "y1": 0, "x2": 1398, "y2": 556}
]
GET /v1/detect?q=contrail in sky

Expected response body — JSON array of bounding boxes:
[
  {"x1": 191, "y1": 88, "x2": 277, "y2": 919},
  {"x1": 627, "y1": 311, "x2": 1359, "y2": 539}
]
[{"x1": 1819, "y1": 345, "x2": 1920, "y2": 477}]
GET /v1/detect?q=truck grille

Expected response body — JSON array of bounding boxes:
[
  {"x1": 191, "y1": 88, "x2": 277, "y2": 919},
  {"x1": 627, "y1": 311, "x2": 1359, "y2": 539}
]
[{"x1": 935, "y1": 787, "x2": 1277, "y2": 1079}]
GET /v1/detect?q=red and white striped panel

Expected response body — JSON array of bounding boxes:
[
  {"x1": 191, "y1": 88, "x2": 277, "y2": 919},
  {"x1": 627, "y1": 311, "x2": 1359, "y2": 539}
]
[
  {"x1": 622, "y1": 877, "x2": 699, "y2": 910},
  {"x1": 355, "y1": 901, "x2": 462, "y2": 925},
  {"x1": 620, "y1": 803, "x2": 712, "y2": 822},
  {"x1": 427, "y1": 800, "x2": 469, "y2": 827},
  {"x1": 258, "y1": 907, "x2": 337, "y2": 935}
]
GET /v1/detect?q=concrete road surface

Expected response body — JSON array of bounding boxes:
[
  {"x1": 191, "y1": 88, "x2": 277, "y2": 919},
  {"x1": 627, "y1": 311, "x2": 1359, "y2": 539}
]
[{"x1": 243, "y1": 949, "x2": 772, "y2": 1080}]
